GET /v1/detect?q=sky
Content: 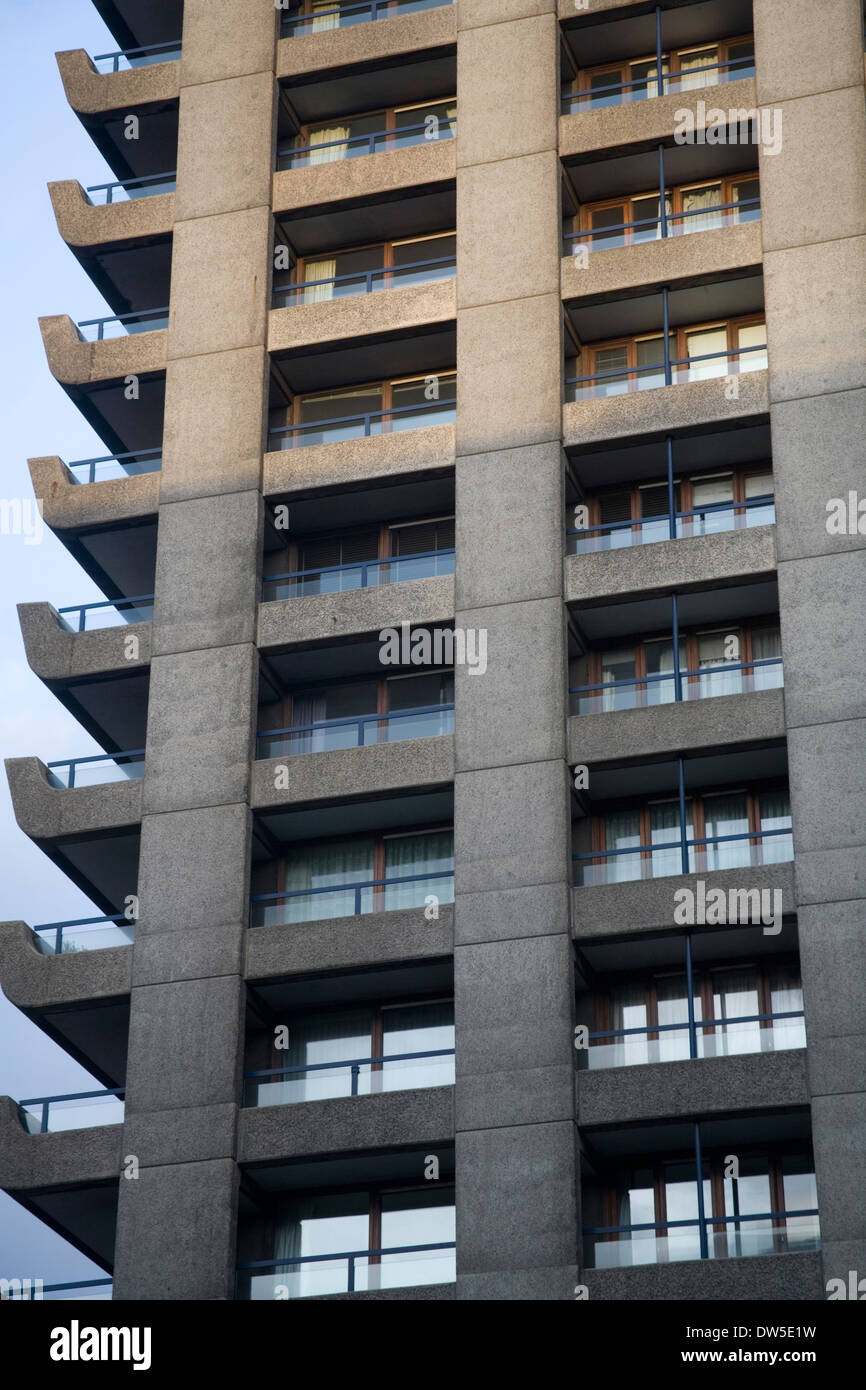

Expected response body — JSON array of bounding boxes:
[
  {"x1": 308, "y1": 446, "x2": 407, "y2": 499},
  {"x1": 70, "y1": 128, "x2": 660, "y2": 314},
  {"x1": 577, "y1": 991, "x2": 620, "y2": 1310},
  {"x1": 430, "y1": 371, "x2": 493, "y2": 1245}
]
[{"x1": 0, "y1": 0, "x2": 134, "y2": 1287}]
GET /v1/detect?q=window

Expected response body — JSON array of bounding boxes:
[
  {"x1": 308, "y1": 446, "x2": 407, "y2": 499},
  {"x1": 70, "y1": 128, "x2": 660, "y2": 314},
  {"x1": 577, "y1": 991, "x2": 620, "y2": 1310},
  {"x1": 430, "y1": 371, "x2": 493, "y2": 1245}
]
[
  {"x1": 574, "y1": 173, "x2": 759, "y2": 249},
  {"x1": 263, "y1": 515, "x2": 455, "y2": 598},
  {"x1": 569, "y1": 36, "x2": 755, "y2": 109},
  {"x1": 574, "y1": 317, "x2": 766, "y2": 399},
  {"x1": 258, "y1": 668, "x2": 454, "y2": 755},
  {"x1": 268, "y1": 371, "x2": 456, "y2": 448},
  {"x1": 273, "y1": 232, "x2": 456, "y2": 306},
  {"x1": 283, "y1": 98, "x2": 456, "y2": 168}
]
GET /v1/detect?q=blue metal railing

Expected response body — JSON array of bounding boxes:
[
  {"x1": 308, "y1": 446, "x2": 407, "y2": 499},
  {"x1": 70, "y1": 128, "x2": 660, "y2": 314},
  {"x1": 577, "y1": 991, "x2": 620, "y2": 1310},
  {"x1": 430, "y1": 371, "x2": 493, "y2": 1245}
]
[
  {"x1": 86, "y1": 170, "x2": 177, "y2": 204},
  {"x1": 582, "y1": 1009, "x2": 805, "y2": 1064},
  {"x1": 570, "y1": 657, "x2": 783, "y2": 712},
  {"x1": 245, "y1": 1046, "x2": 455, "y2": 1099},
  {"x1": 566, "y1": 494, "x2": 774, "y2": 551},
  {"x1": 263, "y1": 548, "x2": 454, "y2": 598},
  {"x1": 584, "y1": 1207, "x2": 819, "y2": 1265},
  {"x1": 564, "y1": 195, "x2": 760, "y2": 252},
  {"x1": 58, "y1": 595, "x2": 155, "y2": 632},
  {"x1": 273, "y1": 252, "x2": 456, "y2": 306},
  {"x1": 237, "y1": 1241, "x2": 456, "y2": 1295},
  {"x1": 257, "y1": 703, "x2": 454, "y2": 756},
  {"x1": 33, "y1": 913, "x2": 135, "y2": 956},
  {"x1": 574, "y1": 826, "x2": 794, "y2": 886},
  {"x1": 278, "y1": 115, "x2": 456, "y2": 169},
  {"x1": 251, "y1": 868, "x2": 454, "y2": 925},
  {"x1": 77, "y1": 306, "x2": 170, "y2": 341},
  {"x1": 18, "y1": 1088, "x2": 125, "y2": 1135},
  {"x1": 8, "y1": 1279, "x2": 113, "y2": 1301},
  {"x1": 67, "y1": 448, "x2": 162, "y2": 484},
  {"x1": 281, "y1": 0, "x2": 452, "y2": 36},
  {"x1": 46, "y1": 749, "x2": 146, "y2": 789},
  {"x1": 93, "y1": 40, "x2": 181, "y2": 72},
  {"x1": 566, "y1": 341, "x2": 768, "y2": 400},
  {"x1": 563, "y1": 53, "x2": 756, "y2": 110},
  {"x1": 268, "y1": 394, "x2": 456, "y2": 448}
]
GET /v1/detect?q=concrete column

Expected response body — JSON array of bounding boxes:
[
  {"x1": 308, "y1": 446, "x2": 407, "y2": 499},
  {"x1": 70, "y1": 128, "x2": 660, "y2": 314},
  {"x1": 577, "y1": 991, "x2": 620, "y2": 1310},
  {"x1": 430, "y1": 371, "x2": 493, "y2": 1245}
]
[
  {"x1": 453, "y1": 1, "x2": 579, "y2": 1299},
  {"x1": 754, "y1": 0, "x2": 866, "y2": 1293},
  {"x1": 112, "y1": 0, "x2": 277, "y2": 1299}
]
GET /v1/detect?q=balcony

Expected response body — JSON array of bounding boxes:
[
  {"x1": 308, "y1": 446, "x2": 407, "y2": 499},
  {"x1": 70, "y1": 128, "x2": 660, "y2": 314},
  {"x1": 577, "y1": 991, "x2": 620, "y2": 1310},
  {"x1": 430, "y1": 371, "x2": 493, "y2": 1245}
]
[
  {"x1": 567, "y1": 317, "x2": 767, "y2": 403},
  {"x1": 90, "y1": 40, "x2": 182, "y2": 72},
  {"x1": 17, "y1": 1087, "x2": 125, "y2": 1135},
  {"x1": 4, "y1": 1279, "x2": 113, "y2": 1301},
  {"x1": 268, "y1": 372, "x2": 456, "y2": 452},
  {"x1": 31, "y1": 913, "x2": 135, "y2": 956},
  {"x1": 563, "y1": 38, "x2": 756, "y2": 113},
  {"x1": 45, "y1": 748, "x2": 145, "y2": 790},
  {"x1": 280, "y1": 0, "x2": 452, "y2": 39},
  {"x1": 258, "y1": 704, "x2": 454, "y2": 759},
  {"x1": 273, "y1": 234, "x2": 455, "y2": 310}
]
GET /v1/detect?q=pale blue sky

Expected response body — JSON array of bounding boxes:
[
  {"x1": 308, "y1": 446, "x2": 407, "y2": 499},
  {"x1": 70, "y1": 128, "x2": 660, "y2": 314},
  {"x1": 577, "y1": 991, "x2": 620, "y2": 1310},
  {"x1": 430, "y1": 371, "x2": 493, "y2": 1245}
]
[{"x1": 0, "y1": 0, "x2": 138, "y2": 1286}]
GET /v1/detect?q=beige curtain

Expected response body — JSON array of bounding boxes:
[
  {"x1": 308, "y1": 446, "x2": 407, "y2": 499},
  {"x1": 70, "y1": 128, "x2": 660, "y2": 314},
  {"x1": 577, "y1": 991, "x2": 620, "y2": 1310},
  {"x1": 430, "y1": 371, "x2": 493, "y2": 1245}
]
[
  {"x1": 677, "y1": 48, "x2": 719, "y2": 92},
  {"x1": 308, "y1": 125, "x2": 350, "y2": 165},
  {"x1": 302, "y1": 257, "x2": 337, "y2": 304},
  {"x1": 311, "y1": 1, "x2": 341, "y2": 32},
  {"x1": 681, "y1": 184, "x2": 722, "y2": 235}
]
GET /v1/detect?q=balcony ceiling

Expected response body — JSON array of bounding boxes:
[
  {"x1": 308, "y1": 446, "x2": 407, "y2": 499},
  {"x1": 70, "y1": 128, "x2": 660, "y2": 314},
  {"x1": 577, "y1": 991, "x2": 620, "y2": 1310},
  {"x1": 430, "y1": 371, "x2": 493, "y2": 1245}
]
[
  {"x1": 566, "y1": 269, "x2": 764, "y2": 345},
  {"x1": 567, "y1": 420, "x2": 772, "y2": 490},
  {"x1": 249, "y1": 959, "x2": 453, "y2": 1016},
  {"x1": 68, "y1": 520, "x2": 158, "y2": 605},
  {"x1": 278, "y1": 184, "x2": 455, "y2": 259},
  {"x1": 564, "y1": 0, "x2": 753, "y2": 66},
  {"x1": 253, "y1": 786, "x2": 453, "y2": 851},
  {"x1": 580, "y1": 741, "x2": 788, "y2": 801},
  {"x1": 280, "y1": 49, "x2": 456, "y2": 126},
  {"x1": 272, "y1": 324, "x2": 455, "y2": 396},
  {"x1": 92, "y1": 0, "x2": 182, "y2": 51}
]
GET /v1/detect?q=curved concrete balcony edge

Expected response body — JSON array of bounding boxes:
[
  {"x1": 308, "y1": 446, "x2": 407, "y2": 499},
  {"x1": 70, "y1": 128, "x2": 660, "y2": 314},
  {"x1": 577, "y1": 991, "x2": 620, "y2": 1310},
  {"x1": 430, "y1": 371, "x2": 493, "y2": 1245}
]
[
  {"x1": 262, "y1": 421, "x2": 455, "y2": 497},
  {"x1": 562, "y1": 221, "x2": 763, "y2": 301},
  {"x1": 0, "y1": 921, "x2": 132, "y2": 1012},
  {"x1": 39, "y1": 314, "x2": 166, "y2": 387},
  {"x1": 57, "y1": 48, "x2": 180, "y2": 115},
  {"x1": 577, "y1": 1049, "x2": 809, "y2": 1129},
  {"x1": 276, "y1": 6, "x2": 456, "y2": 80},
  {"x1": 238, "y1": 1085, "x2": 454, "y2": 1167},
  {"x1": 559, "y1": 77, "x2": 759, "y2": 158},
  {"x1": 252, "y1": 734, "x2": 455, "y2": 810},
  {"x1": 572, "y1": 860, "x2": 796, "y2": 939},
  {"x1": 0, "y1": 1095, "x2": 122, "y2": 1191},
  {"x1": 244, "y1": 903, "x2": 453, "y2": 981},
  {"x1": 268, "y1": 278, "x2": 456, "y2": 353},
  {"x1": 5, "y1": 757, "x2": 143, "y2": 841},
  {"x1": 17, "y1": 602, "x2": 152, "y2": 683},
  {"x1": 565, "y1": 525, "x2": 777, "y2": 604},
  {"x1": 273, "y1": 140, "x2": 456, "y2": 215},
  {"x1": 562, "y1": 370, "x2": 770, "y2": 448},
  {"x1": 568, "y1": 687, "x2": 786, "y2": 765},
  {"x1": 48, "y1": 180, "x2": 174, "y2": 250},
  {"x1": 27, "y1": 457, "x2": 160, "y2": 533},
  {"x1": 584, "y1": 1252, "x2": 823, "y2": 1301},
  {"x1": 257, "y1": 572, "x2": 455, "y2": 648}
]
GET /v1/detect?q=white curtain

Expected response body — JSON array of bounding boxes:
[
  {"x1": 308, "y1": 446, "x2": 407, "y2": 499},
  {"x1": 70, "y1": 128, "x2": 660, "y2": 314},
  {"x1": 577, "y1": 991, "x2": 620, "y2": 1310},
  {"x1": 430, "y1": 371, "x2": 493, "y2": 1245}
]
[
  {"x1": 711, "y1": 968, "x2": 760, "y2": 1056},
  {"x1": 650, "y1": 801, "x2": 688, "y2": 878},
  {"x1": 677, "y1": 48, "x2": 719, "y2": 92},
  {"x1": 383, "y1": 831, "x2": 454, "y2": 910},
  {"x1": 759, "y1": 791, "x2": 792, "y2": 864},
  {"x1": 604, "y1": 811, "x2": 642, "y2": 883},
  {"x1": 697, "y1": 632, "x2": 741, "y2": 699},
  {"x1": 610, "y1": 984, "x2": 649, "y2": 1067},
  {"x1": 702, "y1": 794, "x2": 749, "y2": 871},
  {"x1": 308, "y1": 124, "x2": 350, "y2": 165},
  {"x1": 751, "y1": 627, "x2": 782, "y2": 691},
  {"x1": 280, "y1": 840, "x2": 374, "y2": 923},
  {"x1": 311, "y1": 1, "x2": 340, "y2": 32},
  {"x1": 681, "y1": 184, "x2": 722, "y2": 235},
  {"x1": 302, "y1": 257, "x2": 337, "y2": 305}
]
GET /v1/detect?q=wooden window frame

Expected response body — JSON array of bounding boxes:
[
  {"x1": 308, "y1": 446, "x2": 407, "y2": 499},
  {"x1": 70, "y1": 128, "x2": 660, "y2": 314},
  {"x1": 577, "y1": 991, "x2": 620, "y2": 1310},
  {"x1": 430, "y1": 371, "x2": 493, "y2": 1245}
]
[
  {"x1": 577, "y1": 170, "x2": 759, "y2": 246},
  {"x1": 575, "y1": 34, "x2": 754, "y2": 106},
  {"x1": 582, "y1": 315, "x2": 766, "y2": 392},
  {"x1": 296, "y1": 96, "x2": 457, "y2": 156},
  {"x1": 291, "y1": 370, "x2": 456, "y2": 436},
  {"x1": 293, "y1": 229, "x2": 455, "y2": 294}
]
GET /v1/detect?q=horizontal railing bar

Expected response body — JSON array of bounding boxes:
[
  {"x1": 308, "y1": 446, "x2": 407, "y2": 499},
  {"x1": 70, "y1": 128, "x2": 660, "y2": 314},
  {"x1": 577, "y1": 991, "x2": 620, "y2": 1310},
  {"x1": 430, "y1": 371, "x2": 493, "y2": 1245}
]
[
  {"x1": 251, "y1": 869, "x2": 453, "y2": 903},
  {"x1": 283, "y1": 0, "x2": 452, "y2": 26},
  {"x1": 69, "y1": 447, "x2": 162, "y2": 467},
  {"x1": 587, "y1": 1010, "x2": 804, "y2": 1042},
  {"x1": 566, "y1": 495, "x2": 773, "y2": 536},
  {"x1": 77, "y1": 307, "x2": 170, "y2": 329},
  {"x1": 278, "y1": 117, "x2": 454, "y2": 161},
  {"x1": 268, "y1": 396, "x2": 455, "y2": 437},
  {"x1": 584, "y1": 1208, "x2": 817, "y2": 1236},
  {"x1": 277, "y1": 254, "x2": 455, "y2": 295},
  {"x1": 245, "y1": 1047, "x2": 455, "y2": 1078},
  {"x1": 86, "y1": 169, "x2": 177, "y2": 194},
  {"x1": 570, "y1": 657, "x2": 782, "y2": 694},
  {"x1": 265, "y1": 548, "x2": 453, "y2": 585},
  {"x1": 47, "y1": 748, "x2": 146, "y2": 769},
  {"x1": 573, "y1": 826, "x2": 792, "y2": 860},
  {"x1": 19, "y1": 1088, "x2": 125, "y2": 1105},
  {"x1": 35, "y1": 913, "x2": 131, "y2": 930},
  {"x1": 562, "y1": 55, "x2": 754, "y2": 105},
  {"x1": 58, "y1": 594, "x2": 155, "y2": 615},
  {"x1": 39, "y1": 1279, "x2": 113, "y2": 1293},
  {"x1": 257, "y1": 703, "x2": 454, "y2": 740},
  {"x1": 566, "y1": 342, "x2": 767, "y2": 388},
  {"x1": 564, "y1": 197, "x2": 760, "y2": 243},
  {"x1": 93, "y1": 40, "x2": 182, "y2": 60},
  {"x1": 238, "y1": 1240, "x2": 455, "y2": 1271}
]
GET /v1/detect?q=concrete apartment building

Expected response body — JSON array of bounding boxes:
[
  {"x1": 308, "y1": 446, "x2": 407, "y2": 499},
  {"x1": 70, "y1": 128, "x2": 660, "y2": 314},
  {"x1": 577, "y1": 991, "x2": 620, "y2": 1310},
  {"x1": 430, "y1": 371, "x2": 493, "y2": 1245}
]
[{"x1": 1, "y1": 0, "x2": 864, "y2": 1302}]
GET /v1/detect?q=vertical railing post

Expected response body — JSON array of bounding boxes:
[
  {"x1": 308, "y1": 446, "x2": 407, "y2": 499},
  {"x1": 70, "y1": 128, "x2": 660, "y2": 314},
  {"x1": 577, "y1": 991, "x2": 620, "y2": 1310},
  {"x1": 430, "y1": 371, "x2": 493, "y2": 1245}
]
[
  {"x1": 347, "y1": 1255, "x2": 355, "y2": 1293},
  {"x1": 666, "y1": 435, "x2": 676, "y2": 539},
  {"x1": 671, "y1": 592, "x2": 682, "y2": 704},
  {"x1": 68, "y1": 761, "x2": 76, "y2": 789},
  {"x1": 655, "y1": 5, "x2": 665, "y2": 97},
  {"x1": 41, "y1": 1101, "x2": 50, "y2": 1134},
  {"x1": 678, "y1": 756, "x2": 690, "y2": 876},
  {"x1": 54, "y1": 926, "x2": 63, "y2": 954},
  {"x1": 685, "y1": 931, "x2": 697, "y2": 1059},
  {"x1": 351, "y1": 1064, "x2": 359, "y2": 1097},
  {"x1": 662, "y1": 285, "x2": 672, "y2": 386},
  {"x1": 657, "y1": 144, "x2": 668, "y2": 238},
  {"x1": 79, "y1": 608, "x2": 86, "y2": 633},
  {"x1": 694, "y1": 1122, "x2": 709, "y2": 1259}
]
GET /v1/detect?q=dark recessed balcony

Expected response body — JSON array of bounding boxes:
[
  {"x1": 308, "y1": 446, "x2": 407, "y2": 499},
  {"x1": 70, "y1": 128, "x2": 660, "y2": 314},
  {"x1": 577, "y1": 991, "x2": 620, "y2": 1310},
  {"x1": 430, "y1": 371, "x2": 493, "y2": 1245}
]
[
  {"x1": 277, "y1": 99, "x2": 455, "y2": 171},
  {"x1": 268, "y1": 372, "x2": 455, "y2": 451},
  {"x1": 273, "y1": 232, "x2": 455, "y2": 308},
  {"x1": 564, "y1": 170, "x2": 759, "y2": 256},
  {"x1": 280, "y1": 0, "x2": 452, "y2": 39},
  {"x1": 567, "y1": 314, "x2": 766, "y2": 402}
]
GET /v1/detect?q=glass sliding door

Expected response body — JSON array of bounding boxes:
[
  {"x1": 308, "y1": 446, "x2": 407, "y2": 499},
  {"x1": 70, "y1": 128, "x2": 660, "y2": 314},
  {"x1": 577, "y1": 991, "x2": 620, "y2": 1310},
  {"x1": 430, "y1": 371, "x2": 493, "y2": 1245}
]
[
  {"x1": 278, "y1": 840, "x2": 375, "y2": 923},
  {"x1": 383, "y1": 830, "x2": 454, "y2": 910}
]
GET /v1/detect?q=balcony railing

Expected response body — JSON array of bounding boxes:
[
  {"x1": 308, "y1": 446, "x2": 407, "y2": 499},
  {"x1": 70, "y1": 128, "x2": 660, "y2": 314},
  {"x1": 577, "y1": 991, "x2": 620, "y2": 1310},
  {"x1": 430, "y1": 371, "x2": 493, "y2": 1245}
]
[
  {"x1": 18, "y1": 1088, "x2": 125, "y2": 1134},
  {"x1": 58, "y1": 595, "x2": 155, "y2": 632},
  {"x1": 281, "y1": 0, "x2": 452, "y2": 36},
  {"x1": 5, "y1": 1279, "x2": 113, "y2": 1301},
  {"x1": 580, "y1": 1010, "x2": 806, "y2": 1071},
  {"x1": 273, "y1": 252, "x2": 456, "y2": 308},
  {"x1": 268, "y1": 396, "x2": 456, "y2": 450},
  {"x1": 574, "y1": 826, "x2": 794, "y2": 887},
  {"x1": 264, "y1": 548, "x2": 454, "y2": 600},
  {"x1": 244, "y1": 1046, "x2": 455, "y2": 1105},
  {"x1": 92, "y1": 40, "x2": 181, "y2": 72},
  {"x1": 566, "y1": 494, "x2": 775, "y2": 553},
  {"x1": 277, "y1": 116, "x2": 456, "y2": 170},
  {"x1": 46, "y1": 749, "x2": 146, "y2": 789},
  {"x1": 570, "y1": 657, "x2": 783, "y2": 716},
  {"x1": 257, "y1": 704, "x2": 454, "y2": 758},
  {"x1": 251, "y1": 869, "x2": 454, "y2": 927},
  {"x1": 586, "y1": 1208, "x2": 819, "y2": 1268},
  {"x1": 237, "y1": 1241, "x2": 456, "y2": 1298},
  {"x1": 563, "y1": 53, "x2": 756, "y2": 111},
  {"x1": 86, "y1": 170, "x2": 177, "y2": 204},
  {"x1": 566, "y1": 341, "x2": 768, "y2": 401},
  {"x1": 76, "y1": 307, "x2": 170, "y2": 341},
  {"x1": 67, "y1": 448, "x2": 162, "y2": 484},
  {"x1": 33, "y1": 913, "x2": 136, "y2": 955},
  {"x1": 564, "y1": 195, "x2": 760, "y2": 254}
]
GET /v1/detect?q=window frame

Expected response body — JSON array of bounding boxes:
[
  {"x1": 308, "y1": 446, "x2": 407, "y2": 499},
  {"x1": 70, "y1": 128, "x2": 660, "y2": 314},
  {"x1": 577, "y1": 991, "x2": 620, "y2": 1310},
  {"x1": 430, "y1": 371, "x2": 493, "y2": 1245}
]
[{"x1": 572, "y1": 33, "x2": 755, "y2": 107}]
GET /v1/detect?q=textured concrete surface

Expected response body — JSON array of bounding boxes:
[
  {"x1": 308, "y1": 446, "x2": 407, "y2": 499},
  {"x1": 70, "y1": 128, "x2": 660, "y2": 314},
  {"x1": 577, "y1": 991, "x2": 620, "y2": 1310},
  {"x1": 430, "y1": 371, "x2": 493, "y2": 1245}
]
[
  {"x1": 560, "y1": 78, "x2": 759, "y2": 159},
  {"x1": 5, "y1": 757, "x2": 143, "y2": 841},
  {"x1": 252, "y1": 736, "x2": 455, "y2": 810},
  {"x1": 573, "y1": 862, "x2": 796, "y2": 940},
  {"x1": 39, "y1": 314, "x2": 166, "y2": 386},
  {"x1": 562, "y1": 221, "x2": 763, "y2": 302},
  {"x1": 0, "y1": 1096, "x2": 122, "y2": 1190},
  {"x1": 17, "y1": 603, "x2": 151, "y2": 682},
  {"x1": 245, "y1": 905, "x2": 453, "y2": 983},
  {"x1": 238, "y1": 1086, "x2": 454, "y2": 1165},
  {"x1": 48, "y1": 180, "x2": 174, "y2": 249},
  {"x1": 563, "y1": 371, "x2": 770, "y2": 447},
  {"x1": 27, "y1": 456, "x2": 159, "y2": 532},
  {"x1": 262, "y1": 423, "x2": 456, "y2": 497},
  {"x1": 268, "y1": 278, "x2": 456, "y2": 353},
  {"x1": 276, "y1": 5, "x2": 455, "y2": 80},
  {"x1": 0, "y1": 921, "x2": 132, "y2": 1011},
  {"x1": 57, "y1": 48, "x2": 179, "y2": 114},
  {"x1": 566, "y1": 525, "x2": 776, "y2": 603},
  {"x1": 257, "y1": 573, "x2": 454, "y2": 649},
  {"x1": 569, "y1": 687, "x2": 786, "y2": 765},
  {"x1": 273, "y1": 140, "x2": 456, "y2": 215},
  {"x1": 586, "y1": 1253, "x2": 823, "y2": 1301}
]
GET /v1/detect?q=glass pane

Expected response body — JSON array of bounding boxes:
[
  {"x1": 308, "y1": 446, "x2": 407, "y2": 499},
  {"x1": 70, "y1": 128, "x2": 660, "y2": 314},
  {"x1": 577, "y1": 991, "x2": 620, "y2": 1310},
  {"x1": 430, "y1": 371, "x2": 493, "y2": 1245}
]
[
  {"x1": 636, "y1": 335, "x2": 674, "y2": 390},
  {"x1": 759, "y1": 791, "x2": 793, "y2": 864},
  {"x1": 383, "y1": 830, "x2": 454, "y2": 909},
  {"x1": 377, "y1": 1189, "x2": 455, "y2": 1289},
  {"x1": 726, "y1": 41, "x2": 756, "y2": 80},
  {"x1": 596, "y1": 647, "x2": 637, "y2": 713},
  {"x1": 632, "y1": 195, "x2": 668, "y2": 243},
  {"x1": 588, "y1": 69, "x2": 626, "y2": 110},
  {"x1": 682, "y1": 327, "x2": 728, "y2": 382},
  {"x1": 650, "y1": 799, "x2": 692, "y2": 878},
  {"x1": 737, "y1": 322, "x2": 767, "y2": 374},
  {"x1": 782, "y1": 1158, "x2": 819, "y2": 1250},
  {"x1": 733, "y1": 177, "x2": 761, "y2": 222},
  {"x1": 679, "y1": 184, "x2": 723, "y2": 235},
  {"x1": 645, "y1": 638, "x2": 685, "y2": 706},
  {"x1": 592, "y1": 344, "x2": 630, "y2": 396},
  {"x1": 381, "y1": 1001, "x2": 455, "y2": 1091},
  {"x1": 629, "y1": 59, "x2": 668, "y2": 101},
  {"x1": 390, "y1": 374, "x2": 456, "y2": 429},
  {"x1": 390, "y1": 101, "x2": 456, "y2": 147},
  {"x1": 268, "y1": 839, "x2": 376, "y2": 925},
  {"x1": 589, "y1": 204, "x2": 628, "y2": 250},
  {"x1": 265, "y1": 1193, "x2": 369, "y2": 1300},
  {"x1": 382, "y1": 671, "x2": 454, "y2": 741},
  {"x1": 665, "y1": 1161, "x2": 709, "y2": 1263},
  {"x1": 721, "y1": 1155, "x2": 773, "y2": 1258},
  {"x1": 702, "y1": 793, "x2": 750, "y2": 871},
  {"x1": 594, "y1": 811, "x2": 642, "y2": 885},
  {"x1": 706, "y1": 968, "x2": 761, "y2": 1056},
  {"x1": 390, "y1": 235, "x2": 455, "y2": 286},
  {"x1": 656, "y1": 975, "x2": 700, "y2": 1061},
  {"x1": 675, "y1": 47, "x2": 719, "y2": 93},
  {"x1": 297, "y1": 386, "x2": 383, "y2": 444}
]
